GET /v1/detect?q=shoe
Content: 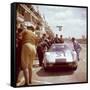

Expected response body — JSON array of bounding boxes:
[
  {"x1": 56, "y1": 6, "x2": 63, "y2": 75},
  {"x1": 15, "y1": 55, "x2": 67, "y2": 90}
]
[
  {"x1": 23, "y1": 83, "x2": 29, "y2": 86},
  {"x1": 39, "y1": 64, "x2": 42, "y2": 66},
  {"x1": 29, "y1": 81, "x2": 32, "y2": 84}
]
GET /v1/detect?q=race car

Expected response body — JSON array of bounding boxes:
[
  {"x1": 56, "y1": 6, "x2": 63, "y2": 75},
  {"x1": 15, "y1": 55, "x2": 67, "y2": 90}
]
[{"x1": 43, "y1": 43, "x2": 78, "y2": 71}]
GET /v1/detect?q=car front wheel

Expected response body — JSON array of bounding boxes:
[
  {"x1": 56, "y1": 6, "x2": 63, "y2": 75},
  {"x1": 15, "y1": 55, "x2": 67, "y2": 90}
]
[{"x1": 71, "y1": 65, "x2": 77, "y2": 70}]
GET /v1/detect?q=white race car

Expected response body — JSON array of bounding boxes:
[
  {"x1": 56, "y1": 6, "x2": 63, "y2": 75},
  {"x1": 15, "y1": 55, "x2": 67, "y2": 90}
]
[{"x1": 43, "y1": 43, "x2": 78, "y2": 71}]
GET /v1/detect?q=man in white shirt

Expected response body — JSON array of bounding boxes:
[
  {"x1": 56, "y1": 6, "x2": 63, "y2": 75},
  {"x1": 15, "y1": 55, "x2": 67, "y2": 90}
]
[{"x1": 72, "y1": 37, "x2": 81, "y2": 61}]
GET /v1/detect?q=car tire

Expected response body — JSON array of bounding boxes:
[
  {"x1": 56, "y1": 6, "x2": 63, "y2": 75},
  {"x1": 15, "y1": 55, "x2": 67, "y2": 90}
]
[
  {"x1": 44, "y1": 67, "x2": 48, "y2": 71},
  {"x1": 43, "y1": 65, "x2": 49, "y2": 71},
  {"x1": 72, "y1": 65, "x2": 77, "y2": 70}
]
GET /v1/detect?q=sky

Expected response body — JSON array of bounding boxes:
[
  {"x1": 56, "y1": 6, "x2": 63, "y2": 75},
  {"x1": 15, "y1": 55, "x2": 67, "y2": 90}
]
[{"x1": 33, "y1": 5, "x2": 87, "y2": 39}]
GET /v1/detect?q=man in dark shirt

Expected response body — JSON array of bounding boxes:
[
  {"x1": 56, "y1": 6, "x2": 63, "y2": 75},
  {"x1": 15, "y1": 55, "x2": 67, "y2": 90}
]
[
  {"x1": 59, "y1": 35, "x2": 64, "y2": 43},
  {"x1": 54, "y1": 34, "x2": 59, "y2": 43},
  {"x1": 16, "y1": 27, "x2": 23, "y2": 83},
  {"x1": 37, "y1": 41, "x2": 48, "y2": 66}
]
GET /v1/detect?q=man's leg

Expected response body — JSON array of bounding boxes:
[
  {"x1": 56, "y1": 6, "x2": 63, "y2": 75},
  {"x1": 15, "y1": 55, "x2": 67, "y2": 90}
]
[
  {"x1": 29, "y1": 67, "x2": 32, "y2": 84},
  {"x1": 37, "y1": 53, "x2": 43, "y2": 66},
  {"x1": 16, "y1": 66, "x2": 20, "y2": 83},
  {"x1": 39, "y1": 55, "x2": 43, "y2": 66},
  {"x1": 76, "y1": 50, "x2": 80, "y2": 61}
]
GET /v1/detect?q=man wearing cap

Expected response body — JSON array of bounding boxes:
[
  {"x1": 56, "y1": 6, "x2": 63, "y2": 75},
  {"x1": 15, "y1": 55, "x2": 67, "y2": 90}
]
[{"x1": 21, "y1": 24, "x2": 37, "y2": 85}]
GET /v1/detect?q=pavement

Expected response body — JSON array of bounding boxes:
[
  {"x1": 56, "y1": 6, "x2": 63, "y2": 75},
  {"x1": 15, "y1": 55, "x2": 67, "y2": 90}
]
[{"x1": 33, "y1": 60, "x2": 39, "y2": 67}]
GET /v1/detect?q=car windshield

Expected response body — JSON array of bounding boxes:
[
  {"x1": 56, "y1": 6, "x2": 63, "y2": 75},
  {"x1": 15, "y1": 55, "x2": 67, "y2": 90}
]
[{"x1": 49, "y1": 44, "x2": 70, "y2": 52}]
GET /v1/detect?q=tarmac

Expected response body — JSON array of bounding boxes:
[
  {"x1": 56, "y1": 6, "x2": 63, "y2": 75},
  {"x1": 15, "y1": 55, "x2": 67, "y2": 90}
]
[{"x1": 33, "y1": 60, "x2": 39, "y2": 66}]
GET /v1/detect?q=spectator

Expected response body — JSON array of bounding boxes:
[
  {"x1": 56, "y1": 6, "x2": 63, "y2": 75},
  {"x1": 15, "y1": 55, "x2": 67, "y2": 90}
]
[
  {"x1": 59, "y1": 35, "x2": 64, "y2": 43},
  {"x1": 21, "y1": 25, "x2": 37, "y2": 85},
  {"x1": 41, "y1": 34, "x2": 47, "y2": 41},
  {"x1": 37, "y1": 41, "x2": 48, "y2": 66},
  {"x1": 47, "y1": 36, "x2": 53, "y2": 47},
  {"x1": 71, "y1": 37, "x2": 81, "y2": 61},
  {"x1": 54, "y1": 34, "x2": 59, "y2": 43},
  {"x1": 16, "y1": 24, "x2": 23, "y2": 83}
]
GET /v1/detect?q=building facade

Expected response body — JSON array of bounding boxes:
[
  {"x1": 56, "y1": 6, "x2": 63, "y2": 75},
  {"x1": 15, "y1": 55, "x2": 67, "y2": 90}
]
[{"x1": 16, "y1": 3, "x2": 54, "y2": 38}]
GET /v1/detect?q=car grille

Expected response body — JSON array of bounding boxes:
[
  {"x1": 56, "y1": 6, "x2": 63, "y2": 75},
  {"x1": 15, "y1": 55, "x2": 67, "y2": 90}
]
[
  {"x1": 55, "y1": 59, "x2": 66, "y2": 63},
  {"x1": 54, "y1": 62, "x2": 71, "y2": 68}
]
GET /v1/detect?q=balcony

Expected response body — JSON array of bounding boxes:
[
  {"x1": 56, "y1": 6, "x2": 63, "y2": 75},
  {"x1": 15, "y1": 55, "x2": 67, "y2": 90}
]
[{"x1": 17, "y1": 12, "x2": 24, "y2": 22}]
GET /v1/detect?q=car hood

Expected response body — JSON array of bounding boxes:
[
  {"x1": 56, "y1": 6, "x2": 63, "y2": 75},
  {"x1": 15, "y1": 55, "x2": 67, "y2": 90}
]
[{"x1": 45, "y1": 50, "x2": 73, "y2": 63}]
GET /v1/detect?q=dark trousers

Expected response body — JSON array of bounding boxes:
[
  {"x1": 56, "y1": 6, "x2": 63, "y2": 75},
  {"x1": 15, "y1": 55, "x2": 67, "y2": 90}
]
[
  {"x1": 37, "y1": 47, "x2": 44, "y2": 66},
  {"x1": 16, "y1": 47, "x2": 21, "y2": 82},
  {"x1": 37, "y1": 53, "x2": 44, "y2": 66}
]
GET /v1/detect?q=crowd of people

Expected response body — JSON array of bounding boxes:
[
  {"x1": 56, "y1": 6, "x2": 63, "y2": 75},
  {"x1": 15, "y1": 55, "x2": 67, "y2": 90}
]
[{"x1": 16, "y1": 23, "x2": 81, "y2": 86}]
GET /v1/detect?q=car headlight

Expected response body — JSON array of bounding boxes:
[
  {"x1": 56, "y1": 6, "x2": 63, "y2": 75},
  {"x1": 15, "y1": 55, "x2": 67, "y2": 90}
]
[
  {"x1": 68, "y1": 62, "x2": 77, "y2": 67},
  {"x1": 68, "y1": 63, "x2": 73, "y2": 66}
]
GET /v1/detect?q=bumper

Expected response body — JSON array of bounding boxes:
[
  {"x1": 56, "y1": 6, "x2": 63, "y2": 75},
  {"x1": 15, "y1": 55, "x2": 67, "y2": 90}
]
[{"x1": 44, "y1": 62, "x2": 77, "y2": 70}]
